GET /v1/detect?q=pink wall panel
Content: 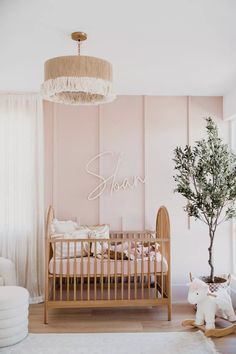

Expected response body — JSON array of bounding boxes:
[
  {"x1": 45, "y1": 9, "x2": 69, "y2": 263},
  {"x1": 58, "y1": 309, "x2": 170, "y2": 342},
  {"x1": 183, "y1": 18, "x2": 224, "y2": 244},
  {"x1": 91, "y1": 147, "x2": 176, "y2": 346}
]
[
  {"x1": 145, "y1": 96, "x2": 188, "y2": 227},
  {"x1": 47, "y1": 102, "x2": 99, "y2": 225},
  {"x1": 99, "y1": 96, "x2": 145, "y2": 230},
  {"x1": 189, "y1": 96, "x2": 224, "y2": 142},
  {"x1": 145, "y1": 96, "x2": 189, "y2": 282},
  {"x1": 44, "y1": 101, "x2": 53, "y2": 209}
]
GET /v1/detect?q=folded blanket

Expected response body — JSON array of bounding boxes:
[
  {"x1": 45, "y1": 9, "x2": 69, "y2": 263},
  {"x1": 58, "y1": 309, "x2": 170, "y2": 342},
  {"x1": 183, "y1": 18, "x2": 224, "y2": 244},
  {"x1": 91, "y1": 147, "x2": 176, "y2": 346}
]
[{"x1": 96, "y1": 241, "x2": 161, "y2": 261}]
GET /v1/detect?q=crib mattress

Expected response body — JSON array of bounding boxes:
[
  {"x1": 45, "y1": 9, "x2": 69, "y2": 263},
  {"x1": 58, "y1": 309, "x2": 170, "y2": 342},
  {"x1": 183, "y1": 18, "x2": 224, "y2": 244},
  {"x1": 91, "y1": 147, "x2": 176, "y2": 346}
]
[{"x1": 49, "y1": 256, "x2": 168, "y2": 276}]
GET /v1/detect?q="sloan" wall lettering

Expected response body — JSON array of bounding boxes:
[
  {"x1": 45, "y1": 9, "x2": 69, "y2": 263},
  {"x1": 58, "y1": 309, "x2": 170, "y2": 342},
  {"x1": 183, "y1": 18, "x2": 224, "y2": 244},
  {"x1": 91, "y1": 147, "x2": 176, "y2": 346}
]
[{"x1": 85, "y1": 151, "x2": 145, "y2": 201}]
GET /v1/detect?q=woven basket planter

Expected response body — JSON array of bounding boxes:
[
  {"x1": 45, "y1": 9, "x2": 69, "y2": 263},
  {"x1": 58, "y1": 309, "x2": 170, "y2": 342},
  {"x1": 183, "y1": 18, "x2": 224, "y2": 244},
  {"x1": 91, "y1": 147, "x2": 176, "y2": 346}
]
[{"x1": 200, "y1": 274, "x2": 231, "y2": 293}]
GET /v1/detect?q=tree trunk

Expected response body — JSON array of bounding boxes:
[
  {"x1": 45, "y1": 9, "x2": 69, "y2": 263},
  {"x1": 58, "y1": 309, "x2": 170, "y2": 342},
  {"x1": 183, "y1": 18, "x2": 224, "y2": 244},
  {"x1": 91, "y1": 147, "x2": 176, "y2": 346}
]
[{"x1": 208, "y1": 228, "x2": 215, "y2": 283}]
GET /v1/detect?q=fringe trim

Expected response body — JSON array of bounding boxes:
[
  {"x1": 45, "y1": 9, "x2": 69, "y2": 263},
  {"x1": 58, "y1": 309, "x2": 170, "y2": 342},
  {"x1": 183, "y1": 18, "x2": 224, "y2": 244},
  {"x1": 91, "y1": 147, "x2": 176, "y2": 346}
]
[
  {"x1": 41, "y1": 76, "x2": 116, "y2": 105},
  {"x1": 197, "y1": 331, "x2": 222, "y2": 354}
]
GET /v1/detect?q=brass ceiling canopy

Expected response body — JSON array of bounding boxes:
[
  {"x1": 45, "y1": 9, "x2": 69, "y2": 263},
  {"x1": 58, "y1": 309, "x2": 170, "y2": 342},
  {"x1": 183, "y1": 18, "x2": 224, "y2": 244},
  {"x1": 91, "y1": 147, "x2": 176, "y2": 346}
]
[
  {"x1": 41, "y1": 32, "x2": 116, "y2": 105},
  {"x1": 71, "y1": 31, "x2": 87, "y2": 42}
]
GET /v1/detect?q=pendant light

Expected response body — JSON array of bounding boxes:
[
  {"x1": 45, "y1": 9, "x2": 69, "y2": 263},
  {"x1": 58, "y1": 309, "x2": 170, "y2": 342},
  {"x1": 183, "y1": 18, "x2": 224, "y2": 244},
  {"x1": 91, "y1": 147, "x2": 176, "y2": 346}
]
[{"x1": 41, "y1": 32, "x2": 116, "y2": 105}]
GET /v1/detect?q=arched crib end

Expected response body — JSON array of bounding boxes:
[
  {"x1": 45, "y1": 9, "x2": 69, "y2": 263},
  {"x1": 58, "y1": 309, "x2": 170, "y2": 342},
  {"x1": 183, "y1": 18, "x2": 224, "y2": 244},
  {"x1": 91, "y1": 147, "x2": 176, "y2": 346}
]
[
  {"x1": 45, "y1": 205, "x2": 54, "y2": 239},
  {"x1": 156, "y1": 205, "x2": 171, "y2": 320},
  {"x1": 156, "y1": 205, "x2": 170, "y2": 240}
]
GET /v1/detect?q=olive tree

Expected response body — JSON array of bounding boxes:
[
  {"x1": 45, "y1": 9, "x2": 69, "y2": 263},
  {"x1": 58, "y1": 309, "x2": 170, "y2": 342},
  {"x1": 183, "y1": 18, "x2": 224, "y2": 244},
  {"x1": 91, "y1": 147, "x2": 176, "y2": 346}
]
[{"x1": 173, "y1": 117, "x2": 236, "y2": 282}]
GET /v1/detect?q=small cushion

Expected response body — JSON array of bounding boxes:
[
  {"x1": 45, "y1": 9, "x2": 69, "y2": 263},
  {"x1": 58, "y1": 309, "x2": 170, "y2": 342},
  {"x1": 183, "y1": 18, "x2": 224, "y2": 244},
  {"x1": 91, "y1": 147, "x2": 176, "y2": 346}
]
[
  {"x1": 51, "y1": 224, "x2": 110, "y2": 258},
  {"x1": 88, "y1": 224, "x2": 110, "y2": 255},
  {"x1": 51, "y1": 219, "x2": 78, "y2": 234},
  {"x1": 0, "y1": 286, "x2": 29, "y2": 310},
  {"x1": 51, "y1": 228, "x2": 91, "y2": 258},
  {"x1": 88, "y1": 224, "x2": 109, "y2": 239}
]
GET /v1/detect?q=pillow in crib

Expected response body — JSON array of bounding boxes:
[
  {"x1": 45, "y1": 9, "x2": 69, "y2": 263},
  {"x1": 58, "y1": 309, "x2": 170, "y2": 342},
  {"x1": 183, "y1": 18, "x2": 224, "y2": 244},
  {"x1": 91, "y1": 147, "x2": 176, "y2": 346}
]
[
  {"x1": 88, "y1": 224, "x2": 109, "y2": 239},
  {"x1": 52, "y1": 228, "x2": 90, "y2": 258},
  {"x1": 88, "y1": 224, "x2": 110, "y2": 255},
  {"x1": 70, "y1": 227, "x2": 90, "y2": 238},
  {"x1": 51, "y1": 219, "x2": 78, "y2": 234}
]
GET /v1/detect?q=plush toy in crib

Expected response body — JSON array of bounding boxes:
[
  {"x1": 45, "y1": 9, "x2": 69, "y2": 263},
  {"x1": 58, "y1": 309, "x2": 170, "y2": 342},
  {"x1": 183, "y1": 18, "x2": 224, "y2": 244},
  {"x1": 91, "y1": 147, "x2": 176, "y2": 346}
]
[{"x1": 187, "y1": 278, "x2": 236, "y2": 329}]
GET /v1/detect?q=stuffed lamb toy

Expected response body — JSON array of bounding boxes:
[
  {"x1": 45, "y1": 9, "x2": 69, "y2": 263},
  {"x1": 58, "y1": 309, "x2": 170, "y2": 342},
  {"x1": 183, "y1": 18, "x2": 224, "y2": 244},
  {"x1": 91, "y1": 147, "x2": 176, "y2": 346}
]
[{"x1": 187, "y1": 278, "x2": 236, "y2": 329}]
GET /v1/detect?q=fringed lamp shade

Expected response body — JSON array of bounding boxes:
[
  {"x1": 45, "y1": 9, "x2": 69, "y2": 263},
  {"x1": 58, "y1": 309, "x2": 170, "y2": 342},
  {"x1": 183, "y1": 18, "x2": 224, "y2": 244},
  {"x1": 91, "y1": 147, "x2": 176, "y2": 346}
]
[{"x1": 41, "y1": 32, "x2": 116, "y2": 105}]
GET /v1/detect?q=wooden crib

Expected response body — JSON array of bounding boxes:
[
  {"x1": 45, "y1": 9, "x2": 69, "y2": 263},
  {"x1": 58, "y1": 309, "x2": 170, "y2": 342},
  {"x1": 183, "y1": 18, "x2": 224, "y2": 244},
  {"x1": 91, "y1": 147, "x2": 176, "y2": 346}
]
[{"x1": 44, "y1": 206, "x2": 171, "y2": 323}]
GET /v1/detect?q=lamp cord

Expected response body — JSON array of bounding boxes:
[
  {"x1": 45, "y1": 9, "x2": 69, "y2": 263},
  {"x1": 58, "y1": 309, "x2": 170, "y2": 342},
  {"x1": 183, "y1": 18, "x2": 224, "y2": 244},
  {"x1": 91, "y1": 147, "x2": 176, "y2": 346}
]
[{"x1": 78, "y1": 39, "x2": 81, "y2": 56}]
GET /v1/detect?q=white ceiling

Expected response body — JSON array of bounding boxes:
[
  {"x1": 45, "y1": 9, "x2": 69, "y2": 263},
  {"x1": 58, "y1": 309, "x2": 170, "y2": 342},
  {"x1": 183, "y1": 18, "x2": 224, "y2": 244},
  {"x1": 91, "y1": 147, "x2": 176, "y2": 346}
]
[{"x1": 0, "y1": 0, "x2": 236, "y2": 95}]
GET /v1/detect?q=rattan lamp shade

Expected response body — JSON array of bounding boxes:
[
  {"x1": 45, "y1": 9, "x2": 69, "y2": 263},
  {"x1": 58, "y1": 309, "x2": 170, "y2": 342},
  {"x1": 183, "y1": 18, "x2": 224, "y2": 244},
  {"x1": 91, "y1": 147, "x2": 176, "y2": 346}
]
[{"x1": 41, "y1": 33, "x2": 116, "y2": 105}]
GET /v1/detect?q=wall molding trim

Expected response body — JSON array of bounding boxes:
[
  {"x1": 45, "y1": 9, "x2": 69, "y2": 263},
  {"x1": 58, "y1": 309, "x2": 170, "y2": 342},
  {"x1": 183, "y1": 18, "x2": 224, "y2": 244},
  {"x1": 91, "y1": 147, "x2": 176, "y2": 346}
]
[
  {"x1": 52, "y1": 102, "x2": 58, "y2": 215},
  {"x1": 98, "y1": 105, "x2": 101, "y2": 224},
  {"x1": 224, "y1": 87, "x2": 236, "y2": 121},
  {"x1": 143, "y1": 95, "x2": 147, "y2": 230}
]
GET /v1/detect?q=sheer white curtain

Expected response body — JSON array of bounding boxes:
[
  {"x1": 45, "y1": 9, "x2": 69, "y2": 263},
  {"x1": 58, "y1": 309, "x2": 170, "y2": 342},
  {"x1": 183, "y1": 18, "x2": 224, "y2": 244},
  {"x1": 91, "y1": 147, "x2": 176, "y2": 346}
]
[{"x1": 0, "y1": 93, "x2": 44, "y2": 303}]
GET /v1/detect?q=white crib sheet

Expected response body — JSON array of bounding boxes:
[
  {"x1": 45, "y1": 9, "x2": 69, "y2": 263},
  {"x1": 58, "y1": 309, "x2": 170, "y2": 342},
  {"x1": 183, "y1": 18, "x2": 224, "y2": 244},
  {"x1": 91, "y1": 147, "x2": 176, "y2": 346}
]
[{"x1": 49, "y1": 256, "x2": 168, "y2": 276}]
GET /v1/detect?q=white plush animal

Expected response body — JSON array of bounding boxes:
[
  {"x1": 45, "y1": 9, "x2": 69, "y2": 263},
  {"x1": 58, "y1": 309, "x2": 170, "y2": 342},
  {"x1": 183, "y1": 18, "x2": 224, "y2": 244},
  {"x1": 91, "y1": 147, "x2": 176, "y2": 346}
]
[{"x1": 187, "y1": 278, "x2": 236, "y2": 329}]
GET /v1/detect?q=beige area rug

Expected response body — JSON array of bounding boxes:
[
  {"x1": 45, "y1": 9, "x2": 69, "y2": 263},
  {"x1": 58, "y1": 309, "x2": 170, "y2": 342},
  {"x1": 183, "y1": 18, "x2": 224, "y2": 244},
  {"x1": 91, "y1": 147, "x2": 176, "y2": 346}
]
[{"x1": 0, "y1": 331, "x2": 219, "y2": 354}]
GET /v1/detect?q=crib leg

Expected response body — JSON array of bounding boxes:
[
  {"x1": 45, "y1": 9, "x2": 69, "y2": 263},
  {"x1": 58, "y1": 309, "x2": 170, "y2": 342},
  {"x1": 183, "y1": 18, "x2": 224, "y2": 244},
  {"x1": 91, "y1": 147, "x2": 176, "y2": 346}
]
[
  {"x1": 44, "y1": 302, "x2": 48, "y2": 324},
  {"x1": 168, "y1": 302, "x2": 172, "y2": 321}
]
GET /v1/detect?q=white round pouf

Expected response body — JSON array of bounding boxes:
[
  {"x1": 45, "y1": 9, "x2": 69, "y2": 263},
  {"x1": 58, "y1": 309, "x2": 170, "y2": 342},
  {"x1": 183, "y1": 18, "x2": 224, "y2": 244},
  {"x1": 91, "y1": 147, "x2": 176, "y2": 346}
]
[{"x1": 0, "y1": 286, "x2": 29, "y2": 347}]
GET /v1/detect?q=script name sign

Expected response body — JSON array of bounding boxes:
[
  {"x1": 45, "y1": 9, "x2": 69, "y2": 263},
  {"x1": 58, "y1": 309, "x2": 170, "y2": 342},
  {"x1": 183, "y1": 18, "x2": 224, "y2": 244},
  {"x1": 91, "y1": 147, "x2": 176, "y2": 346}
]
[{"x1": 86, "y1": 151, "x2": 145, "y2": 201}]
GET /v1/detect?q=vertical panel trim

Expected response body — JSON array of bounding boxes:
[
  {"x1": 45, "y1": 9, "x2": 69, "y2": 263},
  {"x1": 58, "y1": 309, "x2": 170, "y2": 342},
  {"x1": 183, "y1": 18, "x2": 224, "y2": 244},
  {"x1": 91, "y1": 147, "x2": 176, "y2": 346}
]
[
  {"x1": 187, "y1": 96, "x2": 191, "y2": 230},
  {"x1": 52, "y1": 103, "x2": 58, "y2": 215},
  {"x1": 98, "y1": 105, "x2": 101, "y2": 224},
  {"x1": 143, "y1": 95, "x2": 147, "y2": 229},
  {"x1": 187, "y1": 96, "x2": 190, "y2": 145},
  {"x1": 230, "y1": 120, "x2": 236, "y2": 274}
]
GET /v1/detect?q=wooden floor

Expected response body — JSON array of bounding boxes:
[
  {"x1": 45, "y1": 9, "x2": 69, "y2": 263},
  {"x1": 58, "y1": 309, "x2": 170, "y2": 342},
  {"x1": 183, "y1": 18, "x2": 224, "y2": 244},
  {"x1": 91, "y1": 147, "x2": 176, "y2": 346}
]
[{"x1": 29, "y1": 303, "x2": 236, "y2": 354}]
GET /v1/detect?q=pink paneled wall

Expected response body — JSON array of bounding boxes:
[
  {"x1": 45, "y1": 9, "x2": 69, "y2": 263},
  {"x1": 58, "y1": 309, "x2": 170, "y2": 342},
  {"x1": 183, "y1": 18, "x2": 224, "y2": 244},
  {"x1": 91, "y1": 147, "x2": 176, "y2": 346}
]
[
  {"x1": 99, "y1": 96, "x2": 145, "y2": 230},
  {"x1": 44, "y1": 95, "x2": 231, "y2": 297}
]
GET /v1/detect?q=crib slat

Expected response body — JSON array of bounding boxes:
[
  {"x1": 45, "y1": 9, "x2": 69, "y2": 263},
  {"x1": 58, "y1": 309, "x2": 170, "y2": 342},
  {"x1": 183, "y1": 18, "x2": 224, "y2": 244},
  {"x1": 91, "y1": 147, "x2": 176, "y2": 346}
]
[
  {"x1": 134, "y1": 240, "x2": 137, "y2": 300},
  {"x1": 148, "y1": 240, "x2": 151, "y2": 299},
  {"x1": 74, "y1": 241, "x2": 76, "y2": 301},
  {"x1": 154, "y1": 241, "x2": 157, "y2": 299},
  {"x1": 101, "y1": 240, "x2": 104, "y2": 300},
  {"x1": 141, "y1": 240, "x2": 144, "y2": 299},
  {"x1": 94, "y1": 241, "x2": 97, "y2": 301},
  {"x1": 87, "y1": 240, "x2": 90, "y2": 301},
  {"x1": 114, "y1": 241, "x2": 117, "y2": 300},
  {"x1": 128, "y1": 239, "x2": 131, "y2": 300},
  {"x1": 108, "y1": 240, "x2": 110, "y2": 300},
  {"x1": 60, "y1": 241, "x2": 63, "y2": 301},
  {"x1": 81, "y1": 241, "x2": 83, "y2": 301},
  {"x1": 161, "y1": 237, "x2": 163, "y2": 299},
  {"x1": 121, "y1": 241, "x2": 124, "y2": 300},
  {"x1": 67, "y1": 241, "x2": 70, "y2": 301},
  {"x1": 53, "y1": 243, "x2": 56, "y2": 301},
  {"x1": 164, "y1": 240, "x2": 167, "y2": 299}
]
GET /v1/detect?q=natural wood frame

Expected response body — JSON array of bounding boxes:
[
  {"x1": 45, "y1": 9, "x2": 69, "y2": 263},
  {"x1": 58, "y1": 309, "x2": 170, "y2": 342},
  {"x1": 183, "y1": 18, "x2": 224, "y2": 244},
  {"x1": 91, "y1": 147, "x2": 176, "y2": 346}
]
[
  {"x1": 44, "y1": 206, "x2": 171, "y2": 324},
  {"x1": 182, "y1": 319, "x2": 236, "y2": 338}
]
